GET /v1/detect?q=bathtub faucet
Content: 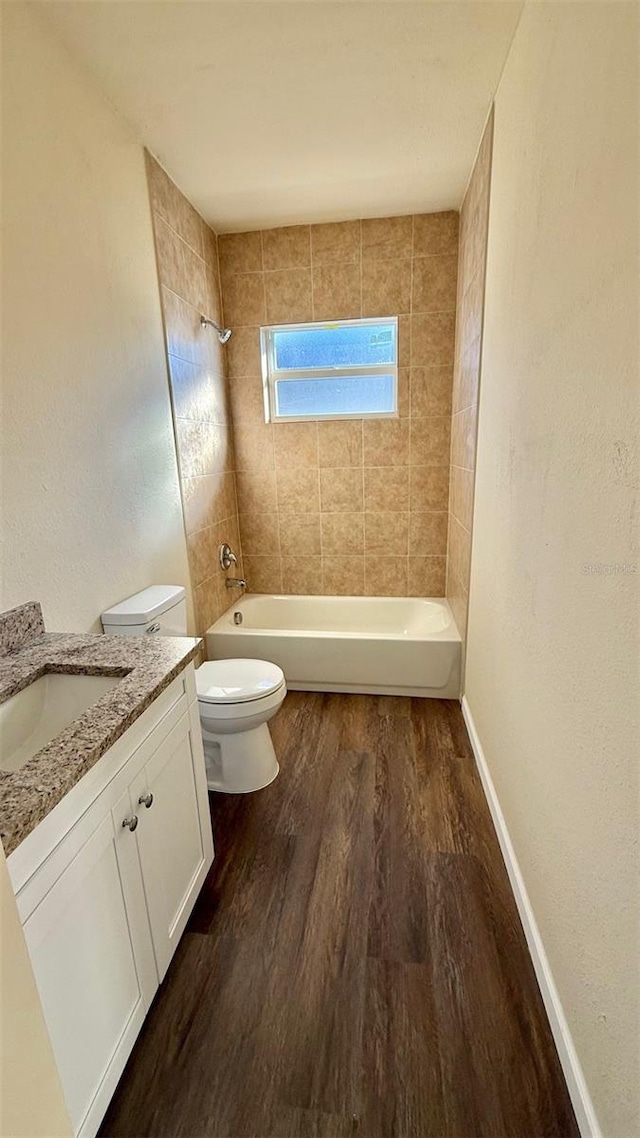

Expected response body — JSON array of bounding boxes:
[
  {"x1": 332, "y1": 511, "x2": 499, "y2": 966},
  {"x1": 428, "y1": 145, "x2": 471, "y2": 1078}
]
[{"x1": 225, "y1": 577, "x2": 247, "y2": 590}]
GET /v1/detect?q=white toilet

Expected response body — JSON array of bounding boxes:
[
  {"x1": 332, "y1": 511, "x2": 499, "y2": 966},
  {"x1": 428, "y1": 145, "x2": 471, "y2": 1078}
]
[{"x1": 101, "y1": 585, "x2": 286, "y2": 794}]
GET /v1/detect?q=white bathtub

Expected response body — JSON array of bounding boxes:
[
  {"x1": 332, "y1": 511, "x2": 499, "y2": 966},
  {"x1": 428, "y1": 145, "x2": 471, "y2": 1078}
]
[{"x1": 205, "y1": 595, "x2": 461, "y2": 698}]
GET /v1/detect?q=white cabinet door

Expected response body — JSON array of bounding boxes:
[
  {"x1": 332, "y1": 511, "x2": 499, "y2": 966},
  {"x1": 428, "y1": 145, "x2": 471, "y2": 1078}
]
[
  {"x1": 130, "y1": 703, "x2": 214, "y2": 980},
  {"x1": 22, "y1": 799, "x2": 157, "y2": 1138}
]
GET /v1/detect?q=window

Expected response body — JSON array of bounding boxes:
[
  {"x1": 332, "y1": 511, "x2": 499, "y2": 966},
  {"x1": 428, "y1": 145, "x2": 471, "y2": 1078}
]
[{"x1": 260, "y1": 317, "x2": 398, "y2": 422}]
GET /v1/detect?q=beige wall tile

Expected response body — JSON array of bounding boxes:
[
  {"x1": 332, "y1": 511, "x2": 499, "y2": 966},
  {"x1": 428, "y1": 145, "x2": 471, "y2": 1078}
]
[
  {"x1": 312, "y1": 263, "x2": 361, "y2": 320},
  {"x1": 201, "y1": 223, "x2": 218, "y2": 269},
  {"x1": 228, "y1": 373, "x2": 266, "y2": 426},
  {"x1": 222, "y1": 272, "x2": 266, "y2": 326},
  {"x1": 411, "y1": 312, "x2": 456, "y2": 367},
  {"x1": 281, "y1": 555, "x2": 322, "y2": 594},
  {"x1": 219, "y1": 231, "x2": 263, "y2": 277},
  {"x1": 322, "y1": 556, "x2": 365, "y2": 595},
  {"x1": 409, "y1": 466, "x2": 450, "y2": 510},
  {"x1": 145, "y1": 153, "x2": 176, "y2": 227},
  {"x1": 407, "y1": 556, "x2": 446, "y2": 597},
  {"x1": 226, "y1": 326, "x2": 262, "y2": 377},
  {"x1": 265, "y1": 268, "x2": 313, "y2": 323},
  {"x1": 162, "y1": 287, "x2": 199, "y2": 364},
  {"x1": 205, "y1": 263, "x2": 222, "y2": 326},
  {"x1": 363, "y1": 418, "x2": 410, "y2": 466},
  {"x1": 234, "y1": 422, "x2": 274, "y2": 471},
  {"x1": 273, "y1": 421, "x2": 318, "y2": 468},
  {"x1": 175, "y1": 196, "x2": 203, "y2": 257},
  {"x1": 453, "y1": 334, "x2": 481, "y2": 414},
  {"x1": 311, "y1": 220, "x2": 360, "y2": 264},
  {"x1": 362, "y1": 259, "x2": 412, "y2": 317},
  {"x1": 318, "y1": 420, "x2": 363, "y2": 467},
  {"x1": 183, "y1": 472, "x2": 234, "y2": 534},
  {"x1": 169, "y1": 355, "x2": 228, "y2": 424},
  {"x1": 398, "y1": 314, "x2": 411, "y2": 367},
  {"x1": 448, "y1": 514, "x2": 472, "y2": 589},
  {"x1": 187, "y1": 525, "x2": 216, "y2": 588},
  {"x1": 365, "y1": 511, "x2": 409, "y2": 554},
  {"x1": 279, "y1": 513, "x2": 321, "y2": 555},
  {"x1": 408, "y1": 511, "x2": 448, "y2": 555},
  {"x1": 410, "y1": 417, "x2": 451, "y2": 466},
  {"x1": 181, "y1": 243, "x2": 208, "y2": 312},
  {"x1": 321, "y1": 512, "x2": 364, "y2": 555},
  {"x1": 397, "y1": 368, "x2": 410, "y2": 417},
  {"x1": 154, "y1": 216, "x2": 186, "y2": 296},
  {"x1": 239, "y1": 511, "x2": 279, "y2": 554},
  {"x1": 458, "y1": 267, "x2": 485, "y2": 357},
  {"x1": 276, "y1": 467, "x2": 320, "y2": 512},
  {"x1": 410, "y1": 366, "x2": 453, "y2": 418},
  {"x1": 361, "y1": 216, "x2": 412, "y2": 260},
  {"x1": 319, "y1": 467, "x2": 363, "y2": 512},
  {"x1": 364, "y1": 467, "x2": 409, "y2": 511},
  {"x1": 365, "y1": 555, "x2": 407, "y2": 597},
  {"x1": 193, "y1": 575, "x2": 216, "y2": 636},
  {"x1": 446, "y1": 565, "x2": 469, "y2": 639},
  {"x1": 262, "y1": 225, "x2": 310, "y2": 270},
  {"x1": 236, "y1": 468, "x2": 277, "y2": 515},
  {"x1": 450, "y1": 404, "x2": 478, "y2": 471},
  {"x1": 413, "y1": 211, "x2": 459, "y2": 257},
  {"x1": 243, "y1": 554, "x2": 282, "y2": 593},
  {"x1": 449, "y1": 464, "x2": 475, "y2": 532},
  {"x1": 176, "y1": 419, "x2": 234, "y2": 477},
  {"x1": 411, "y1": 255, "x2": 458, "y2": 314}
]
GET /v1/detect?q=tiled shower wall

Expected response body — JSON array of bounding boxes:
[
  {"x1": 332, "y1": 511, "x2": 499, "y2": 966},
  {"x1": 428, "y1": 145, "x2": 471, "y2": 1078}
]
[
  {"x1": 145, "y1": 154, "x2": 243, "y2": 634},
  {"x1": 446, "y1": 111, "x2": 493, "y2": 648},
  {"x1": 219, "y1": 214, "x2": 458, "y2": 596}
]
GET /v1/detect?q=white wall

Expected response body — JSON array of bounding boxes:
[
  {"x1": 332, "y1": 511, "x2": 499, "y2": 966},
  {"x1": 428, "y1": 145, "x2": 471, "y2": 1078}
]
[
  {"x1": 465, "y1": 4, "x2": 639, "y2": 1136},
  {"x1": 0, "y1": 2, "x2": 193, "y2": 633}
]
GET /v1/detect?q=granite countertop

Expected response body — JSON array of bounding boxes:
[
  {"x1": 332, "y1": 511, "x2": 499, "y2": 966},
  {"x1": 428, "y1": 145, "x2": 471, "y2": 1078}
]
[{"x1": 0, "y1": 603, "x2": 201, "y2": 857}]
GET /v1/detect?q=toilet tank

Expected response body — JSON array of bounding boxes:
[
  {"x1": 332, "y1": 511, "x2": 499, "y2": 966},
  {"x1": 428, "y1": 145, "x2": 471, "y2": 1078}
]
[{"x1": 101, "y1": 585, "x2": 187, "y2": 638}]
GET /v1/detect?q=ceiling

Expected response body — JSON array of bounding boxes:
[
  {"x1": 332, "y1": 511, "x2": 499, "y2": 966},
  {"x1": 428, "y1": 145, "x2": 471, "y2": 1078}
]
[{"x1": 40, "y1": 1, "x2": 523, "y2": 233}]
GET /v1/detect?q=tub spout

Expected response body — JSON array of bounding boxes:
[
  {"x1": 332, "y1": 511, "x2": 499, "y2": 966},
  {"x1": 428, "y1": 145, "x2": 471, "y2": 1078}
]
[{"x1": 226, "y1": 577, "x2": 247, "y2": 590}]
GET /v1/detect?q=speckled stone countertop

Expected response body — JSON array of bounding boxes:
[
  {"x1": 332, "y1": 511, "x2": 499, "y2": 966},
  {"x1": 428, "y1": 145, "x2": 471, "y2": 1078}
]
[{"x1": 0, "y1": 604, "x2": 201, "y2": 857}]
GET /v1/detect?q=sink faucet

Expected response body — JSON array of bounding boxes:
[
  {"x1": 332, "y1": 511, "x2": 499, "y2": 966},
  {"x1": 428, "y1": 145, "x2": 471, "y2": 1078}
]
[{"x1": 225, "y1": 577, "x2": 247, "y2": 590}]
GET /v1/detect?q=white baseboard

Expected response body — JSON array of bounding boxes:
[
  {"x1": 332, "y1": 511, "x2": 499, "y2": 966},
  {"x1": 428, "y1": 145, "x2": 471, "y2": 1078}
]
[{"x1": 460, "y1": 696, "x2": 602, "y2": 1138}]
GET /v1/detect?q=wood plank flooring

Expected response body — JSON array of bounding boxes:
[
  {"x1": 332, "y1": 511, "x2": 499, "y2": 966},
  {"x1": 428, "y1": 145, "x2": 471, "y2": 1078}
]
[{"x1": 99, "y1": 693, "x2": 579, "y2": 1138}]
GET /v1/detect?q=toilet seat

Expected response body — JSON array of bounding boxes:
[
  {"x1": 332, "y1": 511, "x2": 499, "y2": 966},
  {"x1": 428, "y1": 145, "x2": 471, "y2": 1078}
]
[
  {"x1": 198, "y1": 683, "x2": 286, "y2": 722},
  {"x1": 196, "y1": 658, "x2": 285, "y2": 705}
]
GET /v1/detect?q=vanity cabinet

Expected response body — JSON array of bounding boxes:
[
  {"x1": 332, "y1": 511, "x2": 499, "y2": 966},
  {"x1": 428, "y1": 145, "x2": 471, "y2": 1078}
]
[{"x1": 8, "y1": 664, "x2": 213, "y2": 1138}]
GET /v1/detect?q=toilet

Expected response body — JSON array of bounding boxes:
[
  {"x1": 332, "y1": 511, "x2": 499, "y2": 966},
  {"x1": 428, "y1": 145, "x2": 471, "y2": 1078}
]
[{"x1": 101, "y1": 585, "x2": 286, "y2": 793}]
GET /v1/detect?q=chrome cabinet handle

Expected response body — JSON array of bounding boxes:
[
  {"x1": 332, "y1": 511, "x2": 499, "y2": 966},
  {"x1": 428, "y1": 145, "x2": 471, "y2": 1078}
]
[
  {"x1": 122, "y1": 815, "x2": 139, "y2": 832},
  {"x1": 146, "y1": 623, "x2": 161, "y2": 634},
  {"x1": 138, "y1": 792, "x2": 154, "y2": 809}
]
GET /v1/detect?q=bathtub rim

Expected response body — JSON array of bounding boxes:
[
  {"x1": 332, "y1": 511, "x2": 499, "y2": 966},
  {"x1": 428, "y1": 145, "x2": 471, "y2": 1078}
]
[{"x1": 208, "y1": 593, "x2": 461, "y2": 644}]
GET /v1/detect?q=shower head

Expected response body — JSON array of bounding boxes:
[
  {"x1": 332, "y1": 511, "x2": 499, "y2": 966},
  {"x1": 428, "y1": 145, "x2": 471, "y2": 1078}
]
[{"x1": 200, "y1": 315, "x2": 232, "y2": 344}]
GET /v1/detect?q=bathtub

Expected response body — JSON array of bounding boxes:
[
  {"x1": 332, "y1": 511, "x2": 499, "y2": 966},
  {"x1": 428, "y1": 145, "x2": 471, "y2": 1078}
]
[{"x1": 205, "y1": 594, "x2": 460, "y2": 698}]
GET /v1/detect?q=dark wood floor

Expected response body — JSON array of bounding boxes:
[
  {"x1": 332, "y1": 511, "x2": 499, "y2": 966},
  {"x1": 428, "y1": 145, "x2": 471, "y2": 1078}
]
[{"x1": 100, "y1": 693, "x2": 578, "y2": 1138}]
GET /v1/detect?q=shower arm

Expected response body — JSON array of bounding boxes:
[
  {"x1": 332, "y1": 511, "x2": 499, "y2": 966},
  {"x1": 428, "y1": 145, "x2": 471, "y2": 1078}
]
[{"x1": 200, "y1": 315, "x2": 232, "y2": 343}]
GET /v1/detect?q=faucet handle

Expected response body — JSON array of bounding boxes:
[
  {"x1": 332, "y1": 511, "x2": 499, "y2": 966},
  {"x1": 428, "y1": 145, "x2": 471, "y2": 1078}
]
[{"x1": 219, "y1": 543, "x2": 237, "y2": 571}]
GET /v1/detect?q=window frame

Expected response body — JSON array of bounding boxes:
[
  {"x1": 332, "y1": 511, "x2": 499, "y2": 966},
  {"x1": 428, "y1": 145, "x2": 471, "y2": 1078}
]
[{"x1": 260, "y1": 315, "x2": 399, "y2": 423}]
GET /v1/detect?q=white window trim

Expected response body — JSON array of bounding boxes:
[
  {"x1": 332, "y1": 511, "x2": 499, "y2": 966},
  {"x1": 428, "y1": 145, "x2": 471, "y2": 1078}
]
[{"x1": 260, "y1": 316, "x2": 399, "y2": 423}]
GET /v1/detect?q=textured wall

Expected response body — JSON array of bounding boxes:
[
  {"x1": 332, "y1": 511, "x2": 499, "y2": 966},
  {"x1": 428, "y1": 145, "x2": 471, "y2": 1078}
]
[
  {"x1": 446, "y1": 112, "x2": 493, "y2": 657},
  {"x1": 219, "y1": 215, "x2": 458, "y2": 596},
  {"x1": 465, "y1": 4, "x2": 639, "y2": 1135},
  {"x1": 0, "y1": 2, "x2": 192, "y2": 634},
  {"x1": 146, "y1": 156, "x2": 243, "y2": 633}
]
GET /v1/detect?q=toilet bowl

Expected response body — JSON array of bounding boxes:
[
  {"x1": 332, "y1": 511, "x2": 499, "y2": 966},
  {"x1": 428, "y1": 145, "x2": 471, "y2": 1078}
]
[{"x1": 196, "y1": 658, "x2": 286, "y2": 793}]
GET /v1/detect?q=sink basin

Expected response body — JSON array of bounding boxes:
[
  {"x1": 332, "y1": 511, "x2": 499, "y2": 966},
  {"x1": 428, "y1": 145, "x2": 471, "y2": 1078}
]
[{"x1": 0, "y1": 673, "x2": 121, "y2": 774}]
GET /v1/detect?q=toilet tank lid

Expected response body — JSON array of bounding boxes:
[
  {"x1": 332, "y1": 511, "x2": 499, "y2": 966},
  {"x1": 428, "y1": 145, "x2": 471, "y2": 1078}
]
[{"x1": 101, "y1": 585, "x2": 186, "y2": 626}]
